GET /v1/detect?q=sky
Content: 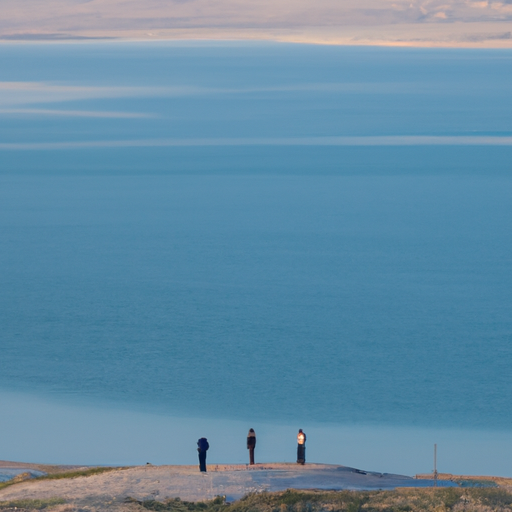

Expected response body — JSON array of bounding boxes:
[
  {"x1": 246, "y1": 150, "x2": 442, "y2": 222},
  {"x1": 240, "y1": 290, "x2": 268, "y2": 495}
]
[{"x1": 1, "y1": 0, "x2": 512, "y2": 46}]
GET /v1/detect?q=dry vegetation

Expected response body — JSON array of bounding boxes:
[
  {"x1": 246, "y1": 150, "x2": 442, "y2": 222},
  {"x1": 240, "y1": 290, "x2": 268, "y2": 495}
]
[
  {"x1": 417, "y1": 474, "x2": 512, "y2": 489},
  {"x1": 0, "y1": 467, "x2": 120, "y2": 493},
  {"x1": 2, "y1": 487, "x2": 512, "y2": 512}
]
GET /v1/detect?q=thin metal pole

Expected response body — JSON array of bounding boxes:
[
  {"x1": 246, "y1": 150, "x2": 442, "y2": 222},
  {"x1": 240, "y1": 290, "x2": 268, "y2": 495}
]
[{"x1": 434, "y1": 444, "x2": 438, "y2": 487}]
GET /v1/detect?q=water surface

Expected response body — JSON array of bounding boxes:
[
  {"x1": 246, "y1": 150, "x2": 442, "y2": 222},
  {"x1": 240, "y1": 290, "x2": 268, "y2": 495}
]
[{"x1": 1, "y1": 42, "x2": 511, "y2": 475}]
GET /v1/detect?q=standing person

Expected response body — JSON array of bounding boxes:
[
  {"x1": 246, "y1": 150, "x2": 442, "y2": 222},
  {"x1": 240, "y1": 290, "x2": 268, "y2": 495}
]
[
  {"x1": 197, "y1": 437, "x2": 209, "y2": 472},
  {"x1": 297, "y1": 429, "x2": 306, "y2": 465},
  {"x1": 247, "y1": 428, "x2": 256, "y2": 465}
]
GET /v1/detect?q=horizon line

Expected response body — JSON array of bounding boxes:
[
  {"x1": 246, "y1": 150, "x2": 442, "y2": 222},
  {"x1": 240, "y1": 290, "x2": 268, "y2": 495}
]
[{"x1": 1, "y1": 36, "x2": 512, "y2": 50}]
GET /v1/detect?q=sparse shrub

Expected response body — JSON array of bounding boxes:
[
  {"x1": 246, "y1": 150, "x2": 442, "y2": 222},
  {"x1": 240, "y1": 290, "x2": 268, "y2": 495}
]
[
  {"x1": 139, "y1": 496, "x2": 229, "y2": 512},
  {"x1": 440, "y1": 488, "x2": 463, "y2": 509},
  {"x1": 0, "y1": 497, "x2": 66, "y2": 510},
  {"x1": 471, "y1": 488, "x2": 512, "y2": 508},
  {"x1": 346, "y1": 500, "x2": 362, "y2": 512}
]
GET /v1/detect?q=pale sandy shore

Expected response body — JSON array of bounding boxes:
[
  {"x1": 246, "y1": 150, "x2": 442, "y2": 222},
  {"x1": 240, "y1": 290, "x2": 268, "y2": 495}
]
[
  {"x1": 0, "y1": 461, "x2": 447, "y2": 505},
  {"x1": 2, "y1": 0, "x2": 512, "y2": 48}
]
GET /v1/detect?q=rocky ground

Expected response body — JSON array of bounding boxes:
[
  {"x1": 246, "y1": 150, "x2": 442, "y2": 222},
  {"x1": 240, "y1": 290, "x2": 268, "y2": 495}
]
[{"x1": 1, "y1": 462, "x2": 511, "y2": 512}]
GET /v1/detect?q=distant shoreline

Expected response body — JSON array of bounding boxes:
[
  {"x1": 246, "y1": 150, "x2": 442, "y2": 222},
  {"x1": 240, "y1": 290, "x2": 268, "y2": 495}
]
[
  {"x1": 1, "y1": 32, "x2": 512, "y2": 49},
  {"x1": 0, "y1": 460, "x2": 84, "y2": 475}
]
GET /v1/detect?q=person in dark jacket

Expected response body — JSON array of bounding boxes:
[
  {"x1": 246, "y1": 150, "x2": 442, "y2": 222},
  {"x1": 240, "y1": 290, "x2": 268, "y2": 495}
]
[
  {"x1": 246, "y1": 428, "x2": 256, "y2": 465},
  {"x1": 297, "y1": 429, "x2": 306, "y2": 465},
  {"x1": 197, "y1": 437, "x2": 209, "y2": 472}
]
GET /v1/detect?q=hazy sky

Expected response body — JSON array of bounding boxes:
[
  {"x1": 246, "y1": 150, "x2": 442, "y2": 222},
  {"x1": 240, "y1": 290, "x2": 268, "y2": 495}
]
[{"x1": 0, "y1": 0, "x2": 511, "y2": 46}]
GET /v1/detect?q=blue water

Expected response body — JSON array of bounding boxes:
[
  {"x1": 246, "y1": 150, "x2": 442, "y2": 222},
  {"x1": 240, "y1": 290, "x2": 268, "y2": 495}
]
[
  {"x1": 0, "y1": 42, "x2": 511, "y2": 475},
  {"x1": 0, "y1": 469, "x2": 44, "y2": 482}
]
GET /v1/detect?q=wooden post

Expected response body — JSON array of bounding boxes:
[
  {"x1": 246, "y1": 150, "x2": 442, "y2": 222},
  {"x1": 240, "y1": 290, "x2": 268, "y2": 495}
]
[{"x1": 434, "y1": 444, "x2": 438, "y2": 487}]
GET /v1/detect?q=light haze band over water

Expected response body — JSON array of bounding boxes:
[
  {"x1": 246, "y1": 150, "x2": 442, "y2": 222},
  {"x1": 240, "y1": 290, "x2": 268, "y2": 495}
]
[{"x1": 2, "y1": 135, "x2": 512, "y2": 150}]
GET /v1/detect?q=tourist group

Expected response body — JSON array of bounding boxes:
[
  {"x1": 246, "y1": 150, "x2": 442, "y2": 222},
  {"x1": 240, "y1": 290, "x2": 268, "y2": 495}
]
[{"x1": 196, "y1": 429, "x2": 306, "y2": 472}]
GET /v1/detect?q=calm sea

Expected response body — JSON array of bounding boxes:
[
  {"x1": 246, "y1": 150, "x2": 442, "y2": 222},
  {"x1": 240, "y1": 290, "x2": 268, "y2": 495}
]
[{"x1": 0, "y1": 42, "x2": 511, "y2": 476}]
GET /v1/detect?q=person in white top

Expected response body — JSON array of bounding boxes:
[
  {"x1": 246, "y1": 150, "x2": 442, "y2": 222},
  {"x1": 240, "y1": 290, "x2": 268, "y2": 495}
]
[{"x1": 297, "y1": 429, "x2": 306, "y2": 464}]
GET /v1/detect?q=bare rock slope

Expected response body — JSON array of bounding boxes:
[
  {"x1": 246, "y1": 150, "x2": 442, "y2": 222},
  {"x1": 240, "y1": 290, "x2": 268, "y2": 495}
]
[{"x1": 0, "y1": 463, "x2": 428, "y2": 503}]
